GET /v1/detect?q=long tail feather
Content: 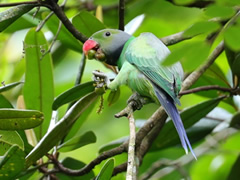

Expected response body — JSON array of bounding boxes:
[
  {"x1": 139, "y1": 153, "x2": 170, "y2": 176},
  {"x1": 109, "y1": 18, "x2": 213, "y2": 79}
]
[{"x1": 154, "y1": 86, "x2": 197, "y2": 159}]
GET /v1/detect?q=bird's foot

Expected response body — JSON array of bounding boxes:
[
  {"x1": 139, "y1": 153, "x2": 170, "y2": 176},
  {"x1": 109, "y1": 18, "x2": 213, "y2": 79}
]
[
  {"x1": 92, "y1": 70, "x2": 111, "y2": 89},
  {"x1": 127, "y1": 93, "x2": 149, "y2": 111}
]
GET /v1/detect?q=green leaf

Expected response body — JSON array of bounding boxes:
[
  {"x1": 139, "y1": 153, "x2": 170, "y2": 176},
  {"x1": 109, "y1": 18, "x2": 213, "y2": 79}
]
[
  {"x1": 23, "y1": 28, "x2": 54, "y2": 139},
  {"x1": 0, "y1": 145, "x2": 25, "y2": 180},
  {"x1": 0, "y1": 95, "x2": 13, "y2": 108},
  {"x1": 52, "y1": 81, "x2": 95, "y2": 110},
  {"x1": 0, "y1": 109, "x2": 43, "y2": 130},
  {"x1": 25, "y1": 92, "x2": 99, "y2": 167},
  {"x1": 183, "y1": 21, "x2": 221, "y2": 37},
  {"x1": 64, "y1": 101, "x2": 96, "y2": 142},
  {"x1": 44, "y1": 13, "x2": 82, "y2": 52},
  {"x1": 163, "y1": 41, "x2": 210, "y2": 71},
  {"x1": 0, "y1": 82, "x2": 23, "y2": 93},
  {"x1": 173, "y1": 0, "x2": 195, "y2": 5},
  {"x1": 150, "y1": 97, "x2": 223, "y2": 151},
  {"x1": 225, "y1": 45, "x2": 240, "y2": 78},
  {"x1": 230, "y1": 112, "x2": 240, "y2": 129},
  {"x1": 56, "y1": 157, "x2": 95, "y2": 180},
  {"x1": 0, "y1": 4, "x2": 34, "y2": 32},
  {"x1": 205, "y1": 4, "x2": 235, "y2": 20},
  {"x1": 58, "y1": 131, "x2": 96, "y2": 152},
  {"x1": 107, "y1": 88, "x2": 120, "y2": 106},
  {"x1": 96, "y1": 158, "x2": 114, "y2": 180},
  {"x1": 227, "y1": 154, "x2": 240, "y2": 180},
  {"x1": 0, "y1": 131, "x2": 24, "y2": 156},
  {"x1": 4, "y1": 14, "x2": 38, "y2": 33},
  {"x1": 72, "y1": 11, "x2": 105, "y2": 38},
  {"x1": 99, "y1": 136, "x2": 128, "y2": 154},
  {"x1": 224, "y1": 26, "x2": 240, "y2": 51}
]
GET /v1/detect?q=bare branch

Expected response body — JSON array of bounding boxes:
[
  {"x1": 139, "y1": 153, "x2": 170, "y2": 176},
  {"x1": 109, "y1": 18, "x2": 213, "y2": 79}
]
[
  {"x1": 126, "y1": 109, "x2": 137, "y2": 180},
  {"x1": 180, "y1": 85, "x2": 240, "y2": 96},
  {"x1": 118, "y1": 0, "x2": 125, "y2": 31},
  {"x1": 160, "y1": 31, "x2": 193, "y2": 46},
  {"x1": 47, "y1": 0, "x2": 87, "y2": 43}
]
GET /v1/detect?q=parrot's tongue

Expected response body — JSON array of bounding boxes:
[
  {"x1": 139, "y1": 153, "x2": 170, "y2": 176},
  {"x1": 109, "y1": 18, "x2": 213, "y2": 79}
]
[{"x1": 83, "y1": 40, "x2": 98, "y2": 54}]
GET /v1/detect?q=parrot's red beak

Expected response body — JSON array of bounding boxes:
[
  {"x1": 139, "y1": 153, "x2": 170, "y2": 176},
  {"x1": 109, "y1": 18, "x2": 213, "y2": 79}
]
[{"x1": 83, "y1": 39, "x2": 98, "y2": 56}]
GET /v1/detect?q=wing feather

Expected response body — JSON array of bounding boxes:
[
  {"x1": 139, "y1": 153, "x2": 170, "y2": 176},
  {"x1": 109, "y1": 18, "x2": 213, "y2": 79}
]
[{"x1": 125, "y1": 33, "x2": 183, "y2": 104}]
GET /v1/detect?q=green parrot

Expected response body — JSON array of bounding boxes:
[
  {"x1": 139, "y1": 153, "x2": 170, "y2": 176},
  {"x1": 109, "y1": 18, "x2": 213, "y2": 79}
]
[{"x1": 83, "y1": 29, "x2": 196, "y2": 158}]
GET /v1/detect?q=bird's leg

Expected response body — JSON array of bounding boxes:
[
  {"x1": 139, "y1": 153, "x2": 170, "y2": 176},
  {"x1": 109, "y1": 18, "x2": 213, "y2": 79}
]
[
  {"x1": 92, "y1": 70, "x2": 111, "y2": 89},
  {"x1": 127, "y1": 92, "x2": 151, "y2": 111}
]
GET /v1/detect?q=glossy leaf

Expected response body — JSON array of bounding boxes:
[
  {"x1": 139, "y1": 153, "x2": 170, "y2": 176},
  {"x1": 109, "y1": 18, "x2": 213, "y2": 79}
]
[
  {"x1": 107, "y1": 88, "x2": 120, "y2": 106},
  {"x1": 0, "y1": 145, "x2": 25, "y2": 180},
  {"x1": 0, "y1": 82, "x2": 23, "y2": 93},
  {"x1": 56, "y1": 157, "x2": 95, "y2": 180},
  {"x1": 163, "y1": 41, "x2": 211, "y2": 71},
  {"x1": 0, "y1": 130, "x2": 24, "y2": 156},
  {"x1": 72, "y1": 11, "x2": 105, "y2": 38},
  {"x1": 44, "y1": 13, "x2": 82, "y2": 52},
  {"x1": 25, "y1": 92, "x2": 99, "y2": 167},
  {"x1": 150, "y1": 97, "x2": 223, "y2": 151},
  {"x1": 0, "y1": 94, "x2": 13, "y2": 108},
  {"x1": 205, "y1": 4, "x2": 235, "y2": 19},
  {"x1": 96, "y1": 158, "x2": 114, "y2": 180},
  {"x1": 99, "y1": 136, "x2": 128, "y2": 154},
  {"x1": 52, "y1": 81, "x2": 95, "y2": 110},
  {"x1": 0, "y1": 109, "x2": 43, "y2": 130},
  {"x1": 224, "y1": 26, "x2": 240, "y2": 51},
  {"x1": 23, "y1": 28, "x2": 54, "y2": 139},
  {"x1": 58, "y1": 131, "x2": 96, "y2": 152},
  {"x1": 225, "y1": 45, "x2": 240, "y2": 78},
  {"x1": 227, "y1": 154, "x2": 240, "y2": 180},
  {"x1": 63, "y1": 101, "x2": 96, "y2": 142},
  {"x1": 183, "y1": 21, "x2": 221, "y2": 37},
  {"x1": 0, "y1": 4, "x2": 34, "y2": 32},
  {"x1": 4, "y1": 14, "x2": 38, "y2": 33}
]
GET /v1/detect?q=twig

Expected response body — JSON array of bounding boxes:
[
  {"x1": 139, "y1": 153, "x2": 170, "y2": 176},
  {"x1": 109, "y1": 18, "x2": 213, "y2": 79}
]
[
  {"x1": 36, "y1": 11, "x2": 54, "y2": 32},
  {"x1": 179, "y1": 85, "x2": 240, "y2": 95},
  {"x1": 47, "y1": 0, "x2": 87, "y2": 43},
  {"x1": 40, "y1": 21, "x2": 62, "y2": 60},
  {"x1": 160, "y1": 31, "x2": 193, "y2": 46},
  {"x1": 118, "y1": 0, "x2": 125, "y2": 31},
  {"x1": 126, "y1": 109, "x2": 137, "y2": 180}
]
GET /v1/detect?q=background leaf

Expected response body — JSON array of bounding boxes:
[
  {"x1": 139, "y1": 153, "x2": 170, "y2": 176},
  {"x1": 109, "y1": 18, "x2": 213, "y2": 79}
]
[
  {"x1": 52, "y1": 81, "x2": 95, "y2": 110},
  {"x1": 58, "y1": 131, "x2": 96, "y2": 152},
  {"x1": 0, "y1": 82, "x2": 23, "y2": 93},
  {"x1": 96, "y1": 158, "x2": 114, "y2": 180},
  {"x1": 0, "y1": 145, "x2": 25, "y2": 180},
  {"x1": 224, "y1": 26, "x2": 240, "y2": 51},
  {"x1": 23, "y1": 28, "x2": 54, "y2": 139},
  {"x1": 0, "y1": 4, "x2": 34, "y2": 32},
  {"x1": 0, "y1": 94, "x2": 13, "y2": 108},
  {"x1": 72, "y1": 11, "x2": 106, "y2": 38},
  {"x1": 0, "y1": 109, "x2": 43, "y2": 130},
  {"x1": 0, "y1": 131, "x2": 24, "y2": 155}
]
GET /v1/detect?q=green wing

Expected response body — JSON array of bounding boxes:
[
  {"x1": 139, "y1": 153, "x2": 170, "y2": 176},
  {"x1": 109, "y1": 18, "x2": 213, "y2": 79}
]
[{"x1": 125, "y1": 33, "x2": 184, "y2": 104}]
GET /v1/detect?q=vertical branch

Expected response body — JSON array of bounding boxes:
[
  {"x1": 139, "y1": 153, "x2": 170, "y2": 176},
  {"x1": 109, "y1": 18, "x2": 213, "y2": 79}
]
[
  {"x1": 118, "y1": 0, "x2": 125, "y2": 31},
  {"x1": 126, "y1": 110, "x2": 137, "y2": 180}
]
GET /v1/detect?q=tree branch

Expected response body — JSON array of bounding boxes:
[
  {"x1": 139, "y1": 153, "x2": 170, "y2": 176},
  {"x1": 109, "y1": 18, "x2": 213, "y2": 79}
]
[
  {"x1": 160, "y1": 31, "x2": 193, "y2": 46},
  {"x1": 180, "y1": 85, "x2": 240, "y2": 96},
  {"x1": 47, "y1": 0, "x2": 87, "y2": 43},
  {"x1": 118, "y1": 0, "x2": 125, "y2": 31}
]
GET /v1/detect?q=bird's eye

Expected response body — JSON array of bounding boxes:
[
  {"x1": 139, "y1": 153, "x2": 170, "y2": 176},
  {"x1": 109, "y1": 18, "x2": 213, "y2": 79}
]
[{"x1": 105, "y1": 32, "x2": 111, "y2": 37}]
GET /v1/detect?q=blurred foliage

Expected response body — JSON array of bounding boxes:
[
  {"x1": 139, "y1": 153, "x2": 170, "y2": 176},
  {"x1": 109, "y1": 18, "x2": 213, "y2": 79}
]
[{"x1": 0, "y1": 0, "x2": 240, "y2": 179}]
